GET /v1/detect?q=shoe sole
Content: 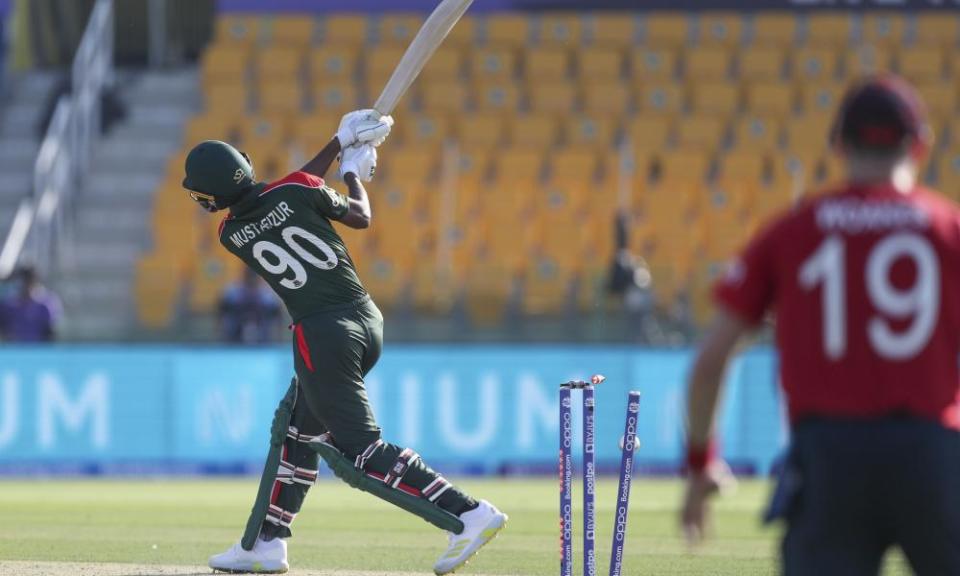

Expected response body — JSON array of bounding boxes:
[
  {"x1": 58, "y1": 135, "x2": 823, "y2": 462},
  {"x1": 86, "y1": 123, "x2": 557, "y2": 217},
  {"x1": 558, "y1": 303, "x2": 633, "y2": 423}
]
[
  {"x1": 434, "y1": 513, "x2": 508, "y2": 576},
  {"x1": 210, "y1": 561, "x2": 289, "y2": 574}
]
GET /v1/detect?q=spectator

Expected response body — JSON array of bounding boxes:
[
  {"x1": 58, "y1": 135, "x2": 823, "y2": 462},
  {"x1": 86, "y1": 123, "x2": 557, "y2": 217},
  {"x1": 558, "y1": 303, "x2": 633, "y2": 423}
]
[
  {"x1": 217, "y1": 268, "x2": 282, "y2": 344},
  {"x1": 0, "y1": 266, "x2": 62, "y2": 342}
]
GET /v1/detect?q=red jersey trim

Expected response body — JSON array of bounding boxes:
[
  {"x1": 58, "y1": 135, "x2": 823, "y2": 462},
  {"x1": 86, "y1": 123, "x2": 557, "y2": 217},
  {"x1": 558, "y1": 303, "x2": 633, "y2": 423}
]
[
  {"x1": 217, "y1": 215, "x2": 232, "y2": 238},
  {"x1": 260, "y1": 171, "x2": 325, "y2": 197}
]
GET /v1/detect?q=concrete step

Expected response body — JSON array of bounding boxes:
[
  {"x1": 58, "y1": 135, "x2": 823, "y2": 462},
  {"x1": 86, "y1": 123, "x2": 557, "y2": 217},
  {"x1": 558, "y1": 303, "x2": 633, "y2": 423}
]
[
  {"x1": 0, "y1": 104, "x2": 45, "y2": 139},
  {"x1": 58, "y1": 276, "x2": 131, "y2": 302},
  {"x1": 61, "y1": 313, "x2": 135, "y2": 341},
  {"x1": 75, "y1": 205, "x2": 150, "y2": 233},
  {"x1": 64, "y1": 242, "x2": 142, "y2": 272},
  {"x1": 9, "y1": 72, "x2": 61, "y2": 103},
  {"x1": 0, "y1": 173, "x2": 34, "y2": 199}
]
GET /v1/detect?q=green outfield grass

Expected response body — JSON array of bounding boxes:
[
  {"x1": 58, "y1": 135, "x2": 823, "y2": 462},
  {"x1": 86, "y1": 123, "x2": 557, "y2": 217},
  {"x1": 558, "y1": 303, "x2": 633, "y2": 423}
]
[{"x1": 0, "y1": 478, "x2": 912, "y2": 575}]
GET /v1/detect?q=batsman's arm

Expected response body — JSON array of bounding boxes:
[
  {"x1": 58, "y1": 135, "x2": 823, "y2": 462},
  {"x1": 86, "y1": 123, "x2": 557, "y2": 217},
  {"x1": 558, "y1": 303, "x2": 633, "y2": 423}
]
[
  {"x1": 338, "y1": 173, "x2": 372, "y2": 230},
  {"x1": 300, "y1": 137, "x2": 342, "y2": 179}
]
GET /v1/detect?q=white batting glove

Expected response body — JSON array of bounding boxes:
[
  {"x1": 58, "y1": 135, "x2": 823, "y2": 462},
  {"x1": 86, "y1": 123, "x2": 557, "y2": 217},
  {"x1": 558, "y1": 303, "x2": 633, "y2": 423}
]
[
  {"x1": 336, "y1": 109, "x2": 394, "y2": 148},
  {"x1": 339, "y1": 143, "x2": 377, "y2": 182}
]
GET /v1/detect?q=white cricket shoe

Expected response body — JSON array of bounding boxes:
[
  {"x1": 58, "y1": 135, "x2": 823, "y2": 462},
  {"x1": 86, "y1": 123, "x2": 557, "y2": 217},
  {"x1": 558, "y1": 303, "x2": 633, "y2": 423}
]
[
  {"x1": 433, "y1": 500, "x2": 508, "y2": 575},
  {"x1": 209, "y1": 538, "x2": 289, "y2": 574}
]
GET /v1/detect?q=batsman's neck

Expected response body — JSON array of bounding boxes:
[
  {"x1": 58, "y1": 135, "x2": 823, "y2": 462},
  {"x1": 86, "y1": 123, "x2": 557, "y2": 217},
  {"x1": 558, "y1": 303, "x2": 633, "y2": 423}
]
[{"x1": 845, "y1": 153, "x2": 918, "y2": 194}]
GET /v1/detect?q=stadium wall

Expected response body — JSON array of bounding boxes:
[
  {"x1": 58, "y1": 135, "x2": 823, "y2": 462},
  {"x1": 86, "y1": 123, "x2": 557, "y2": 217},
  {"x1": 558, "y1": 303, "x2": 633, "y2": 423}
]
[{"x1": 0, "y1": 345, "x2": 785, "y2": 476}]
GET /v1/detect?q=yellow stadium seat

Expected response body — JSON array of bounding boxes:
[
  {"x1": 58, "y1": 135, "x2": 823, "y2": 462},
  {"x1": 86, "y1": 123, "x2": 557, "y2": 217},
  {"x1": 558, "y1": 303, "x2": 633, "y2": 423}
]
[
  {"x1": 699, "y1": 12, "x2": 743, "y2": 47},
  {"x1": 463, "y1": 264, "x2": 514, "y2": 326},
  {"x1": 473, "y1": 81, "x2": 521, "y2": 112},
  {"x1": 454, "y1": 146, "x2": 494, "y2": 183},
  {"x1": 444, "y1": 15, "x2": 476, "y2": 46},
  {"x1": 410, "y1": 266, "x2": 456, "y2": 315},
  {"x1": 184, "y1": 114, "x2": 237, "y2": 146},
  {"x1": 915, "y1": 14, "x2": 959, "y2": 47},
  {"x1": 752, "y1": 13, "x2": 798, "y2": 47},
  {"x1": 377, "y1": 14, "x2": 424, "y2": 46},
  {"x1": 785, "y1": 115, "x2": 832, "y2": 154},
  {"x1": 524, "y1": 47, "x2": 571, "y2": 79},
  {"x1": 937, "y1": 152, "x2": 960, "y2": 192},
  {"x1": 486, "y1": 14, "x2": 530, "y2": 46},
  {"x1": 637, "y1": 83, "x2": 685, "y2": 116},
  {"x1": 356, "y1": 256, "x2": 409, "y2": 313},
  {"x1": 915, "y1": 82, "x2": 956, "y2": 118},
  {"x1": 688, "y1": 81, "x2": 740, "y2": 116},
  {"x1": 533, "y1": 178, "x2": 588, "y2": 217},
  {"x1": 421, "y1": 81, "x2": 470, "y2": 113},
  {"x1": 308, "y1": 47, "x2": 358, "y2": 82},
  {"x1": 654, "y1": 150, "x2": 710, "y2": 184},
  {"x1": 772, "y1": 150, "x2": 820, "y2": 191},
  {"x1": 205, "y1": 81, "x2": 250, "y2": 115},
  {"x1": 402, "y1": 115, "x2": 453, "y2": 145},
  {"x1": 188, "y1": 254, "x2": 243, "y2": 313},
  {"x1": 718, "y1": 150, "x2": 766, "y2": 181},
  {"x1": 806, "y1": 13, "x2": 853, "y2": 46},
  {"x1": 367, "y1": 46, "x2": 406, "y2": 79},
  {"x1": 899, "y1": 47, "x2": 946, "y2": 82},
  {"x1": 254, "y1": 45, "x2": 304, "y2": 81},
  {"x1": 551, "y1": 148, "x2": 600, "y2": 180},
  {"x1": 528, "y1": 81, "x2": 577, "y2": 113},
  {"x1": 793, "y1": 47, "x2": 838, "y2": 81},
  {"x1": 420, "y1": 47, "x2": 465, "y2": 82},
  {"x1": 676, "y1": 115, "x2": 726, "y2": 151},
  {"x1": 472, "y1": 47, "x2": 519, "y2": 79},
  {"x1": 582, "y1": 82, "x2": 632, "y2": 115},
  {"x1": 263, "y1": 15, "x2": 315, "y2": 46},
  {"x1": 744, "y1": 82, "x2": 794, "y2": 116},
  {"x1": 311, "y1": 83, "x2": 358, "y2": 112},
  {"x1": 240, "y1": 142, "x2": 289, "y2": 182},
  {"x1": 539, "y1": 13, "x2": 583, "y2": 46},
  {"x1": 844, "y1": 45, "x2": 893, "y2": 77},
  {"x1": 564, "y1": 115, "x2": 617, "y2": 147},
  {"x1": 631, "y1": 48, "x2": 677, "y2": 80},
  {"x1": 214, "y1": 15, "x2": 259, "y2": 45},
  {"x1": 321, "y1": 15, "x2": 369, "y2": 45},
  {"x1": 799, "y1": 82, "x2": 843, "y2": 117},
  {"x1": 135, "y1": 255, "x2": 181, "y2": 329},
  {"x1": 578, "y1": 47, "x2": 623, "y2": 80},
  {"x1": 457, "y1": 113, "x2": 507, "y2": 147},
  {"x1": 739, "y1": 48, "x2": 785, "y2": 81},
  {"x1": 732, "y1": 115, "x2": 781, "y2": 151},
  {"x1": 494, "y1": 147, "x2": 545, "y2": 180},
  {"x1": 685, "y1": 47, "x2": 732, "y2": 80},
  {"x1": 592, "y1": 14, "x2": 637, "y2": 47},
  {"x1": 258, "y1": 82, "x2": 303, "y2": 115},
  {"x1": 522, "y1": 263, "x2": 574, "y2": 316},
  {"x1": 644, "y1": 13, "x2": 689, "y2": 47},
  {"x1": 627, "y1": 117, "x2": 673, "y2": 155},
  {"x1": 202, "y1": 46, "x2": 250, "y2": 84},
  {"x1": 380, "y1": 148, "x2": 440, "y2": 182},
  {"x1": 862, "y1": 13, "x2": 905, "y2": 47},
  {"x1": 511, "y1": 114, "x2": 561, "y2": 147}
]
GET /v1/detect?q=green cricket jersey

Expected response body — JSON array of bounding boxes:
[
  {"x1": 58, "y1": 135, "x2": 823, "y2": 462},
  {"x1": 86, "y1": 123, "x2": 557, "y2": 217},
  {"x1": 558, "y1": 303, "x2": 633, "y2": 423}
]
[{"x1": 218, "y1": 171, "x2": 367, "y2": 321}]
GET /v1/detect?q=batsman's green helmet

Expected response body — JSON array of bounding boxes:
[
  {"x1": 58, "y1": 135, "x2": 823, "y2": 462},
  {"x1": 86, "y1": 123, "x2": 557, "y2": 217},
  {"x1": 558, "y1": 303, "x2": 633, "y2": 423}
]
[{"x1": 182, "y1": 140, "x2": 256, "y2": 212}]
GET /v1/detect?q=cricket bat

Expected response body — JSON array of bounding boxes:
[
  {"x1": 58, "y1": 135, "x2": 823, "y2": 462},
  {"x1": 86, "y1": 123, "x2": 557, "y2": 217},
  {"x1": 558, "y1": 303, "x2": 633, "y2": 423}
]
[{"x1": 373, "y1": 0, "x2": 474, "y2": 116}]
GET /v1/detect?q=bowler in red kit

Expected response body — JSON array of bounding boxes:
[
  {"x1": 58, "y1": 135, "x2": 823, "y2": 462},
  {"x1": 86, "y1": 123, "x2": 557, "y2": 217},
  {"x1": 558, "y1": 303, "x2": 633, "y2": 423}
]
[{"x1": 681, "y1": 75, "x2": 960, "y2": 576}]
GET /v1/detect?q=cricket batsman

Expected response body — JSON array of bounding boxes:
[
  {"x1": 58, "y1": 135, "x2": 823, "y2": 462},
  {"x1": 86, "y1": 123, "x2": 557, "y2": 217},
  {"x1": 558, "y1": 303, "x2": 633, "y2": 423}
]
[
  {"x1": 681, "y1": 75, "x2": 960, "y2": 575},
  {"x1": 181, "y1": 110, "x2": 507, "y2": 574}
]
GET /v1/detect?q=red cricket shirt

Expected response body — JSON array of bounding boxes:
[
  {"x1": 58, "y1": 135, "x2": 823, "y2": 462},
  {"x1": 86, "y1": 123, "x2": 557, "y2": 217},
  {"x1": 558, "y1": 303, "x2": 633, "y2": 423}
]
[{"x1": 715, "y1": 184, "x2": 960, "y2": 430}]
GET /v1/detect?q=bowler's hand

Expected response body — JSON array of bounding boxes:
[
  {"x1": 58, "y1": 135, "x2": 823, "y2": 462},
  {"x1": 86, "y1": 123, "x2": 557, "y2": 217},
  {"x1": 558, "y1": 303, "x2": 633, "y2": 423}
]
[{"x1": 681, "y1": 460, "x2": 736, "y2": 546}]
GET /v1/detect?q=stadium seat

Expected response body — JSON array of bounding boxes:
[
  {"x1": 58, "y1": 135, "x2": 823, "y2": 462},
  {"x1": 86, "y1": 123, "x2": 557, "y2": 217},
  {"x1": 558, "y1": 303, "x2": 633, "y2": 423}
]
[
  {"x1": 799, "y1": 82, "x2": 843, "y2": 117},
  {"x1": 528, "y1": 81, "x2": 577, "y2": 113},
  {"x1": 188, "y1": 254, "x2": 242, "y2": 313},
  {"x1": 521, "y1": 260, "x2": 575, "y2": 316},
  {"x1": 380, "y1": 148, "x2": 440, "y2": 181},
  {"x1": 771, "y1": 151, "x2": 820, "y2": 192},
  {"x1": 805, "y1": 13, "x2": 853, "y2": 46},
  {"x1": 402, "y1": 115, "x2": 453, "y2": 145},
  {"x1": 238, "y1": 115, "x2": 290, "y2": 148},
  {"x1": 630, "y1": 48, "x2": 677, "y2": 80},
  {"x1": 844, "y1": 45, "x2": 893, "y2": 77},
  {"x1": 564, "y1": 115, "x2": 617, "y2": 147},
  {"x1": 454, "y1": 146, "x2": 494, "y2": 185},
  {"x1": 486, "y1": 14, "x2": 531, "y2": 46},
  {"x1": 308, "y1": 47, "x2": 358, "y2": 83},
  {"x1": 898, "y1": 47, "x2": 946, "y2": 82},
  {"x1": 578, "y1": 47, "x2": 624, "y2": 81},
  {"x1": 752, "y1": 13, "x2": 798, "y2": 47},
  {"x1": 643, "y1": 13, "x2": 690, "y2": 47},
  {"x1": 263, "y1": 15, "x2": 315, "y2": 46},
  {"x1": 377, "y1": 14, "x2": 424, "y2": 46},
  {"x1": 732, "y1": 115, "x2": 781, "y2": 151},
  {"x1": 684, "y1": 47, "x2": 732, "y2": 81},
  {"x1": 311, "y1": 83, "x2": 358, "y2": 112},
  {"x1": 510, "y1": 114, "x2": 560, "y2": 147},
  {"x1": 258, "y1": 82, "x2": 303, "y2": 115},
  {"x1": 592, "y1": 14, "x2": 638, "y2": 47},
  {"x1": 937, "y1": 152, "x2": 960, "y2": 192},
  {"x1": 444, "y1": 15, "x2": 476, "y2": 46},
  {"x1": 861, "y1": 13, "x2": 905, "y2": 47},
  {"x1": 494, "y1": 148, "x2": 546, "y2": 180},
  {"x1": 367, "y1": 45, "x2": 406, "y2": 81},
  {"x1": 356, "y1": 256, "x2": 409, "y2": 312},
  {"x1": 458, "y1": 114, "x2": 507, "y2": 147},
  {"x1": 463, "y1": 264, "x2": 514, "y2": 325},
  {"x1": 524, "y1": 47, "x2": 572, "y2": 80},
  {"x1": 135, "y1": 255, "x2": 181, "y2": 329},
  {"x1": 637, "y1": 82, "x2": 685, "y2": 117},
  {"x1": 254, "y1": 45, "x2": 304, "y2": 81},
  {"x1": 550, "y1": 148, "x2": 600, "y2": 181},
  {"x1": 739, "y1": 47, "x2": 785, "y2": 81},
  {"x1": 627, "y1": 117, "x2": 673, "y2": 155},
  {"x1": 538, "y1": 13, "x2": 583, "y2": 46},
  {"x1": 184, "y1": 114, "x2": 237, "y2": 146},
  {"x1": 792, "y1": 47, "x2": 838, "y2": 81},
  {"x1": 410, "y1": 265, "x2": 456, "y2": 314},
  {"x1": 914, "y1": 81, "x2": 956, "y2": 118},
  {"x1": 653, "y1": 150, "x2": 710, "y2": 185},
  {"x1": 202, "y1": 46, "x2": 250, "y2": 84},
  {"x1": 473, "y1": 81, "x2": 522, "y2": 112},
  {"x1": 472, "y1": 47, "x2": 519, "y2": 79},
  {"x1": 321, "y1": 15, "x2": 369, "y2": 45},
  {"x1": 676, "y1": 115, "x2": 726, "y2": 151},
  {"x1": 214, "y1": 14, "x2": 259, "y2": 45},
  {"x1": 421, "y1": 81, "x2": 470, "y2": 113},
  {"x1": 915, "y1": 14, "x2": 959, "y2": 47},
  {"x1": 420, "y1": 47, "x2": 465, "y2": 82},
  {"x1": 698, "y1": 12, "x2": 743, "y2": 47},
  {"x1": 744, "y1": 82, "x2": 795, "y2": 116},
  {"x1": 582, "y1": 82, "x2": 632, "y2": 115},
  {"x1": 718, "y1": 150, "x2": 767, "y2": 181},
  {"x1": 688, "y1": 81, "x2": 740, "y2": 116}
]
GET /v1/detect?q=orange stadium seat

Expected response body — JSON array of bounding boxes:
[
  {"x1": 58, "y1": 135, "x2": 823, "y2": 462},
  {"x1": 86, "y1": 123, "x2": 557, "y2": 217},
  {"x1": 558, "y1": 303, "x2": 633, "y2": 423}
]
[
  {"x1": 914, "y1": 82, "x2": 956, "y2": 118},
  {"x1": 420, "y1": 47, "x2": 465, "y2": 82},
  {"x1": 135, "y1": 255, "x2": 180, "y2": 328},
  {"x1": 732, "y1": 115, "x2": 781, "y2": 151},
  {"x1": 592, "y1": 14, "x2": 637, "y2": 47},
  {"x1": 205, "y1": 81, "x2": 250, "y2": 115},
  {"x1": 898, "y1": 47, "x2": 946, "y2": 82},
  {"x1": 785, "y1": 116, "x2": 832, "y2": 155},
  {"x1": 214, "y1": 14, "x2": 259, "y2": 45},
  {"x1": 421, "y1": 81, "x2": 470, "y2": 113},
  {"x1": 463, "y1": 264, "x2": 514, "y2": 325},
  {"x1": 539, "y1": 13, "x2": 583, "y2": 46},
  {"x1": 258, "y1": 82, "x2": 303, "y2": 115},
  {"x1": 844, "y1": 45, "x2": 893, "y2": 77},
  {"x1": 644, "y1": 13, "x2": 689, "y2": 47},
  {"x1": 637, "y1": 83, "x2": 685, "y2": 116},
  {"x1": 631, "y1": 47, "x2": 677, "y2": 80},
  {"x1": 550, "y1": 147, "x2": 600, "y2": 180},
  {"x1": 793, "y1": 47, "x2": 838, "y2": 81},
  {"x1": 473, "y1": 81, "x2": 521, "y2": 112},
  {"x1": 654, "y1": 149, "x2": 710, "y2": 185},
  {"x1": 627, "y1": 117, "x2": 673, "y2": 155},
  {"x1": 263, "y1": 15, "x2": 315, "y2": 46},
  {"x1": 454, "y1": 146, "x2": 494, "y2": 185},
  {"x1": 308, "y1": 47, "x2": 358, "y2": 82},
  {"x1": 486, "y1": 14, "x2": 531, "y2": 46},
  {"x1": 311, "y1": 83, "x2": 358, "y2": 112},
  {"x1": 525, "y1": 47, "x2": 571, "y2": 80},
  {"x1": 402, "y1": 115, "x2": 453, "y2": 145},
  {"x1": 472, "y1": 47, "x2": 519, "y2": 79},
  {"x1": 494, "y1": 147, "x2": 545, "y2": 180},
  {"x1": 511, "y1": 114, "x2": 561, "y2": 147},
  {"x1": 254, "y1": 45, "x2": 304, "y2": 81},
  {"x1": 458, "y1": 114, "x2": 507, "y2": 147},
  {"x1": 377, "y1": 14, "x2": 424, "y2": 46},
  {"x1": 564, "y1": 115, "x2": 617, "y2": 147},
  {"x1": 862, "y1": 13, "x2": 905, "y2": 47},
  {"x1": 718, "y1": 150, "x2": 767, "y2": 181},
  {"x1": 321, "y1": 15, "x2": 369, "y2": 45},
  {"x1": 528, "y1": 81, "x2": 577, "y2": 113},
  {"x1": 202, "y1": 46, "x2": 250, "y2": 84},
  {"x1": 685, "y1": 47, "x2": 732, "y2": 80},
  {"x1": 799, "y1": 82, "x2": 843, "y2": 117},
  {"x1": 937, "y1": 152, "x2": 960, "y2": 194},
  {"x1": 443, "y1": 15, "x2": 476, "y2": 46},
  {"x1": 184, "y1": 114, "x2": 237, "y2": 145},
  {"x1": 744, "y1": 82, "x2": 794, "y2": 116},
  {"x1": 521, "y1": 263, "x2": 575, "y2": 316},
  {"x1": 699, "y1": 12, "x2": 743, "y2": 47},
  {"x1": 676, "y1": 115, "x2": 726, "y2": 151},
  {"x1": 915, "y1": 14, "x2": 959, "y2": 47},
  {"x1": 689, "y1": 81, "x2": 740, "y2": 116},
  {"x1": 367, "y1": 45, "x2": 405, "y2": 77},
  {"x1": 582, "y1": 82, "x2": 632, "y2": 115},
  {"x1": 739, "y1": 48, "x2": 785, "y2": 81},
  {"x1": 188, "y1": 254, "x2": 243, "y2": 313},
  {"x1": 752, "y1": 13, "x2": 798, "y2": 47},
  {"x1": 805, "y1": 13, "x2": 853, "y2": 46},
  {"x1": 578, "y1": 47, "x2": 624, "y2": 81}
]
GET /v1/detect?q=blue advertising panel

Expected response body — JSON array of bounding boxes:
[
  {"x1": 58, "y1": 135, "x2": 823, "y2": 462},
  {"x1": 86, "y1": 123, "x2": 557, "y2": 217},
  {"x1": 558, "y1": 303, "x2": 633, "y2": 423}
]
[{"x1": 0, "y1": 345, "x2": 788, "y2": 476}]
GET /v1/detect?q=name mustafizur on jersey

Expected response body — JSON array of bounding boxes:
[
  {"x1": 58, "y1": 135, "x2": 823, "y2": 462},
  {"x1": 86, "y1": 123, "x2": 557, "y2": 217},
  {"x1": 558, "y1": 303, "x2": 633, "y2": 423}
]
[{"x1": 227, "y1": 201, "x2": 295, "y2": 249}]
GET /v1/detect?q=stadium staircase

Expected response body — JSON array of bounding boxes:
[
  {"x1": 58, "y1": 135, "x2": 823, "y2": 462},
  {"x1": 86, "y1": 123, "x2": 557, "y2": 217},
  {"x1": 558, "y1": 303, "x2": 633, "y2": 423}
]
[{"x1": 57, "y1": 69, "x2": 199, "y2": 341}]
